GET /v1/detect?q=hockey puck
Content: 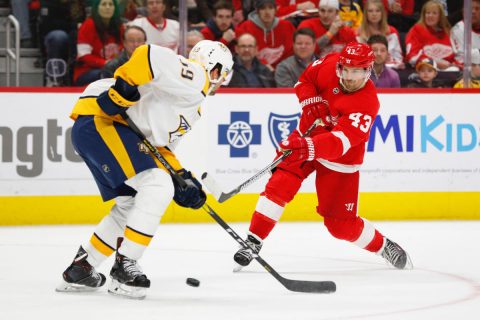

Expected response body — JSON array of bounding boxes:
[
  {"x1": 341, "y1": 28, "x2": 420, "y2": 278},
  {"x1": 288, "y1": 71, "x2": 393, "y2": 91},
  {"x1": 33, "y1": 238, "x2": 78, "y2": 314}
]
[{"x1": 186, "y1": 277, "x2": 200, "y2": 287}]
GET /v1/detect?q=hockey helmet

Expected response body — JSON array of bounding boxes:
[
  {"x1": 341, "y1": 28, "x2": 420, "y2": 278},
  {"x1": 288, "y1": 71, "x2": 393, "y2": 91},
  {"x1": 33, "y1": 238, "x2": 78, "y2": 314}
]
[
  {"x1": 336, "y1": 42, "x2": 374, "y2": 92},
  {"x1": 189, "y1": 40, "x2": 234, "y2": 93}
]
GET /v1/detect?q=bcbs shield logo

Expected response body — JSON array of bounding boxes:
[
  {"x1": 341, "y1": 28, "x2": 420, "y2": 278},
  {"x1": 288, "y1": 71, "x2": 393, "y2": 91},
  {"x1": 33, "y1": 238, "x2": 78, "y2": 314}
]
[
  {"x1": 268, "y1": 113, "x2": 300, "y2": 149},
  {"x1": 219, "y1": 112, "x2": 261, "y2": 157}
]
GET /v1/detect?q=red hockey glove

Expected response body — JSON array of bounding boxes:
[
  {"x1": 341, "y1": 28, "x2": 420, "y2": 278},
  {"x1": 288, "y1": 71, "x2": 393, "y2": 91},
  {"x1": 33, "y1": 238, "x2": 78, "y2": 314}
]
[
  {"x1": 279, "y1": 135, "x2": 316, "y2": 165},
  {"x1": 299, "y1": 99, "x2": 332, "y2": 133}
]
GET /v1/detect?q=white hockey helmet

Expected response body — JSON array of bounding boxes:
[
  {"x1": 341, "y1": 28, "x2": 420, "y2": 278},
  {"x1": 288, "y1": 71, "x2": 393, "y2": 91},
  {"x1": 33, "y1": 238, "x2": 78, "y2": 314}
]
[{"x1": 189, "y1": 40, "x2": 234, "y2": 92}]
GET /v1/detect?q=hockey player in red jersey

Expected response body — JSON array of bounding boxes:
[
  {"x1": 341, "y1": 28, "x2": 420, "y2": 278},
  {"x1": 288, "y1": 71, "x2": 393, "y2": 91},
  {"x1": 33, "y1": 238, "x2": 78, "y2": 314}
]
[{"x1": 233, "y1": 42, "x2": 412, "y2": 270}]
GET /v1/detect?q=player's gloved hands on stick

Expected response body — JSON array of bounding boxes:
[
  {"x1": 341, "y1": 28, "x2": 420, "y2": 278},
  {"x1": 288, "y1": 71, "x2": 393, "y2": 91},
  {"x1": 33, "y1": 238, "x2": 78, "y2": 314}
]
[
  {"x1": 279, "y1": 134, "x2": 316, "y2": 165},
  {"x1": 300, "y1": 99, "x2": 332, "y2": 133},
  {"x1": 97, "y1": 77, "x2": 141, "y2": 116},
  {"x1": 172, "y1": 169, "x2": 206, "y2": 209}
]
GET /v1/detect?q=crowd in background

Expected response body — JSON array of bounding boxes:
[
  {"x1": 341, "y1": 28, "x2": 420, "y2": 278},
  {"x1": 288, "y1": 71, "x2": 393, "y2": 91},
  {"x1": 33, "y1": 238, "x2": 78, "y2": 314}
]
[{"x1": 7, "y1": 0, "x2": 480, "y2": 88}]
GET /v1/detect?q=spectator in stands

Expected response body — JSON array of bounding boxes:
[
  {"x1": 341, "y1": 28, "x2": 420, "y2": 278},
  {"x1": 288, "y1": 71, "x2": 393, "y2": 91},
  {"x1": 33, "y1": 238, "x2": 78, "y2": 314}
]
[
  {"x1": 186, "y1": 30, "x2": 205, "y2": 57},
  {"x1": 201, "y1": 1, "x2": 236, "y2": 52},
  {"x1": 407, "y1": 56, "x2": 444, "y2": 88},
  {"x1": 367, "y1": 34, "x2": 400, "y2": 88},
  {"x1": 275, "y1": 28, "x2": 317, "y2": 87},
  {"x1": 405, "y1": 1, "x2": 458, "y2": 71},
  {"x1": 39, "y1": 0, "x2": 88, "y2": 86},
  {"x1": 275, "y1": 0, "x2": 317, "y2": 27},
  {"x1": 118, "y1": 0, "x2": 145, "y2": 21},
  {"x1": 454, "y1": 49, "x2": 480, "y2": 88},
  {"x1": 370, "y1": 0, "x2": 415, "y2": 33},
  {"x1": 228, "y1": 33, "x2": 276, "y2": 87},
  {"x1": 130, "y1": 0, "x2": 179, "y2": 52},
  {"x1": 298, "y1": 0, "x2": 356, "y2": 57},
  {"x1": 10, "y1": 0, "x2": 34, "y2": 47},
  {"x1": 235, "y1": 0, "x2": 296, "y2": 69},
  {"x1": 356, "y1": 0, "x2": 404, "y2": 69},
  {"x1": 231, "y1": 0, "x2": 256, "y2": 27},
  {"x1": 74, "y1": 0, "x2": 124, "y2": 86},
  {"x1": 338, "y1": 0, "x2": 363, "y2": 30},
  {"x1": 450, "y1": 0, "x2": 480, "y2": 66},
  {"x1": 100, "y1": 25, "x2": 146, "y2": 78}
]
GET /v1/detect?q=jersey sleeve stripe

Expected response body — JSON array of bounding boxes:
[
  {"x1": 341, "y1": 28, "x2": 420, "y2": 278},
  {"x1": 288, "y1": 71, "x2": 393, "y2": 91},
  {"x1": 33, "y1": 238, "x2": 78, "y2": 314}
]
[{"x1": 331, "y1": 131, "x2": 351, "y2": 156}]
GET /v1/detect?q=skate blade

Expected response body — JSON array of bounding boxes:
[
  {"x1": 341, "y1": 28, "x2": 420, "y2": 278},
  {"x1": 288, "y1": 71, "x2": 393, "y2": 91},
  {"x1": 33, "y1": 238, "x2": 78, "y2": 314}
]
[
  {"x1": 108, "y1": 279, "x2": 147, "y2": 300},
  {"x1": 233, "y1": 263, "x2": 244, "y2": 273},
  {"x1": 55, "y1": 279, "x2": 101, "y2": 293},
  {"x1": 403, "y1": 253, "x2": 414, "y2": 270}
]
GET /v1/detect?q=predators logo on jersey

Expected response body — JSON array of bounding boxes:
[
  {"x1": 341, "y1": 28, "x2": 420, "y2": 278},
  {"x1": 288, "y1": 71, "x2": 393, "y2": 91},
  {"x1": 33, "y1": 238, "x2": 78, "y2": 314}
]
[{"x1": 169, "y1": 115, "x2": 192, "y2": 143}]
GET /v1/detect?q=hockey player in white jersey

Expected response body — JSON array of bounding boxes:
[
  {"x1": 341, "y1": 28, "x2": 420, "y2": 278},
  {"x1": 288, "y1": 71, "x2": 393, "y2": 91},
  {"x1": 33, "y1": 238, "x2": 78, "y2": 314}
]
[{"x1": 56, "y1": 41, "x2": 233, "y2": 299}]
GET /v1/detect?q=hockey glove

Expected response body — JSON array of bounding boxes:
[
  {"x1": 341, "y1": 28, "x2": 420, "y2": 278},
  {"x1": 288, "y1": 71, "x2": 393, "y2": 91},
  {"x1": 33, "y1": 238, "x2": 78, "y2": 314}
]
[
  {"x1": 299, "y1": 99, "x2": 333, "y2": 133},
  {"x1": 172, "y1": 169, "x2": 206, "y2": 209},
  {"x1": 279, "y1": 135, "x2": 316, "y2": 165},
  {"x1": 97, "y1": 77, "x2": 141, "y2": 116}
]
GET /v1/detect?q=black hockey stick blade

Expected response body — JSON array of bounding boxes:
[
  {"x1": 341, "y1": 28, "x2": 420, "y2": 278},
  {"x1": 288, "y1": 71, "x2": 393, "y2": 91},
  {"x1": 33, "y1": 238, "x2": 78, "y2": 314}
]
[
  {"x1": 255, "y1": 255, "x2": 336, "y2": 293},
  {"x1": 201, "y1": 203, "x2": 336, "y2": 293}
]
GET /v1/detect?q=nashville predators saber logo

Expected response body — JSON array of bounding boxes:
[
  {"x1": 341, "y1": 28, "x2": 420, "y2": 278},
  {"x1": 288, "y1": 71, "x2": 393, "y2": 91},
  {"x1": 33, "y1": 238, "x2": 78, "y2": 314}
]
[{"x1": 169, "y1": 115, "x2": 192, "y2": 143}]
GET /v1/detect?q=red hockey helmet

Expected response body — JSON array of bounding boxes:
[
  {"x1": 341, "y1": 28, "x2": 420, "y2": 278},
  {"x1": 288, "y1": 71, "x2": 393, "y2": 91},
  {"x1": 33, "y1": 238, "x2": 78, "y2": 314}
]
[
  {"x1": 338, "y1": 42, "x2": 375, "y2": 69},
  {"x1": 336, "y1": 42, "x2": 374, "y2": 92}
]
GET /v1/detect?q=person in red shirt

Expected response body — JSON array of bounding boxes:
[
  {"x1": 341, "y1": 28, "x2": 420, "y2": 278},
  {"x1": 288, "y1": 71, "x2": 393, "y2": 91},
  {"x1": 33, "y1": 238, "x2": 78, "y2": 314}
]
[
  {"x1": 74, "y1": 0, "x2": 124, "y2": 86},
  {"x1": 298, "y1": 0, "x2": 356, "y2": 57},
  {"x1": 233, "y1": 42, "x2": 412, "y2": 271},
  {"x1": 200, "y1": 1, "x2": 236, "y2": 53},
  {"x1": 235, "y1": 0, "x2": 296, "y2": 69},
  {"x1": 405, "y1": 0, "x2": 457, "y2": 71}
]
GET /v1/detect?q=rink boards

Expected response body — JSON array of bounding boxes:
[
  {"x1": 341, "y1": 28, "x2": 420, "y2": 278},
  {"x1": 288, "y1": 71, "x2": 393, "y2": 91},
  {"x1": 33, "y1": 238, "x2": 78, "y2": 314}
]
[{"x1": 1, "y1": 88, "x2": 479, "y2": 225}]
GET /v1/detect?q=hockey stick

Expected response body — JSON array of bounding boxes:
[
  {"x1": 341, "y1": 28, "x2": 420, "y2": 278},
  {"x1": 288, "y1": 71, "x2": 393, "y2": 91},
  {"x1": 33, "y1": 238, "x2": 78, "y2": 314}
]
[
  {"x1": 120, "y1": 112, "x2": 336, "y2": 294},
  {"x1": 201, "y1": 118, "x2": 323, "y2": 203},
  {"x1": 201, "y1": 203, "x2": 336, "y2": 293}
]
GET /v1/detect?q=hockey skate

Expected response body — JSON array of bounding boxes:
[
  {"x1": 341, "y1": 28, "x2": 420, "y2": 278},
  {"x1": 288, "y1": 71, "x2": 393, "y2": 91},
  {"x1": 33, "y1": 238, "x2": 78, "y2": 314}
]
[
  {"x1": 108, "y1": 251, "x2": 150, "y2": 300},
  {"x1": 56, "y1": 246, "x2": 106, "y2": 293},
  {"x1": 233, "y1": 233, "x2": 263, "y2": 272},
  {"x1": 380, "y1": 238, "x2": 413, "y2": 270}
]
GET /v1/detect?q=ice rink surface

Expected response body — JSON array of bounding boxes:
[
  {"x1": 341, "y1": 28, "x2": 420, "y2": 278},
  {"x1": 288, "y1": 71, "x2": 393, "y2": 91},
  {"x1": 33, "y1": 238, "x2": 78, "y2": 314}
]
[{"x1": 1, "y1": 220, "x2": 479, "y2": 320}]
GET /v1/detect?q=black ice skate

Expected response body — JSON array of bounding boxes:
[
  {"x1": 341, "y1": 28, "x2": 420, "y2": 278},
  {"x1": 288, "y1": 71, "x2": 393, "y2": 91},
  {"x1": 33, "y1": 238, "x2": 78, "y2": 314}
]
[
  {"x1": 233, "y1": 233, "x2": 263, "y2": 272},
  {"x1": 56, "y1": 246, "x2": 106, "y2": 292},
  {"x1": 108, "y1": 251, "x2": 150, "y2": 299},
  {"x1": 380, "y1": 238, "x2": 413, "y2": 270}
]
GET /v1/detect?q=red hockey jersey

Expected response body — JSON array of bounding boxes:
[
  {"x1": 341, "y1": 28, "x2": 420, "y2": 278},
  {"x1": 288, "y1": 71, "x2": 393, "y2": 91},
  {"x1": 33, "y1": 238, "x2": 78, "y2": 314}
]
[
  {"x1": 295, "y1": 53, "x2": 380, "y2": 172},
  {"x1": 405, "y1": 24, "x2": 456, "y2": 67},
  {"x1": 235, "y1": 17, "x2": 295, "y2": 67}
]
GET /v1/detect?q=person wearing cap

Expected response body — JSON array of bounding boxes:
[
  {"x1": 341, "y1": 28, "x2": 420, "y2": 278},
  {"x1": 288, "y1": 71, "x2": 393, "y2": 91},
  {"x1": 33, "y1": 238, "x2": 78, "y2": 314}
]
[
  {"x1": 297, "y1": 0, "x2": 356, "y2": 57},
  {"x1": 235, "y1": 0, "x2": 296, "y2": 69},
  {"x1": 454, "y1": 49, "x2": 480, "y2": 88},
  {"x1": 407, "y1": 56, "x2": 444, "y2": 88}
]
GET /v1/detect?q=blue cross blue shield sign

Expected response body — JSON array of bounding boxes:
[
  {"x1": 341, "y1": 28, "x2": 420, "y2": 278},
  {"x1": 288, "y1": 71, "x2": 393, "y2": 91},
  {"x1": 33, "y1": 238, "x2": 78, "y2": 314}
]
[{"x1": 268, "y1": 113, "x2": 301, "y2": 149}]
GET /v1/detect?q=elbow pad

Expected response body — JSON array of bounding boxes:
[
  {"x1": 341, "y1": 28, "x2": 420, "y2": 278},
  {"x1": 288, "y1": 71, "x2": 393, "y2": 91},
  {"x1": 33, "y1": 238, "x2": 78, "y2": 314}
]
[{"x1": 97, "y1": 77, "x2": 141, "y2": 115}]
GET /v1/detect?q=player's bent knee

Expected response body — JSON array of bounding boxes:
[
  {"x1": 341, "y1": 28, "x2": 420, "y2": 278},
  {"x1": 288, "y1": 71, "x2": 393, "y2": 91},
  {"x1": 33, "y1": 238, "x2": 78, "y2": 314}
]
[
  {"x1": 264, "y1": 169, "x2": 303, "y2": 204},
  {"x1": 323, "y1": 216, "x2": 362, "y2": 242},
  {"x1": 125, "y1": 168, "x2": 174, "y2": 217}
]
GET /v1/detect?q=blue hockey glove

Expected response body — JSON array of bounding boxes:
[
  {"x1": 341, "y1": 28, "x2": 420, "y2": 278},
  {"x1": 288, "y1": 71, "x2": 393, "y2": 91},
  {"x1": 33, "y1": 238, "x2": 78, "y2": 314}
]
[
  {"x1": 97, "y1": 77, "x2": 140, "y2": 115},
  {"x1": 172, "y1": 169, "x2": 206, "y2": 209}
]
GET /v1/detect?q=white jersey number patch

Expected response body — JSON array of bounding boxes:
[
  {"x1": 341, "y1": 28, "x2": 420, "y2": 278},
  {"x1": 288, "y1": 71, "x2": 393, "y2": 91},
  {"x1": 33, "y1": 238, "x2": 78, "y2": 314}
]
[{"x1": 348, "y1": 112, "x2": 373, "y2": 133}]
